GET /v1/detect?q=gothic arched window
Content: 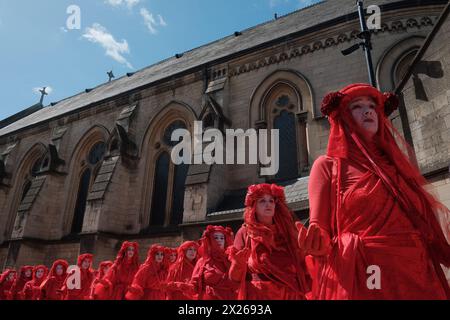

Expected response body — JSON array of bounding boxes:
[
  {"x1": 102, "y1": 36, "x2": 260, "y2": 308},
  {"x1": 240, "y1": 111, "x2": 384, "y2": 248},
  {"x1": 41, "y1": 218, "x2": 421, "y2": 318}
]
[
  {"x1": 150, "y1": 152, "x2": 170, "y2": 226},
  {"x1": 149, "y1": 120, "x2": 189, "y2": 228},
  {"x1": 71, "y1": 141, "x2": 106, "y2": 234}
]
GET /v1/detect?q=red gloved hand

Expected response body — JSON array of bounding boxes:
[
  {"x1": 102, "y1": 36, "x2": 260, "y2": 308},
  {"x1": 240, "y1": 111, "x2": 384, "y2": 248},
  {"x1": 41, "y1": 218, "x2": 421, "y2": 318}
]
[{"x1": 296, "y1": 222, "x2": 331, "y2": 256}]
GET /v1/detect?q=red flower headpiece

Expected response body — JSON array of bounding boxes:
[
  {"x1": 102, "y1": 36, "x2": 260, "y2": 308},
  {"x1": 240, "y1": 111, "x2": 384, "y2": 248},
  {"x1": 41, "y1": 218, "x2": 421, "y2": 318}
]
[{"x1": 244, "y1": 183, "x2": 286, "y2": 208}]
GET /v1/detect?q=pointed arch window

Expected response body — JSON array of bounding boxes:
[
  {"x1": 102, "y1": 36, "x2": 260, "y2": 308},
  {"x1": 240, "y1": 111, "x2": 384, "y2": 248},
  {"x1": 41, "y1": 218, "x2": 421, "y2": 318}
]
[
  {"x1": 71, "y1": 142, "x2": 106, "y2": 234},
  {"x1": 149, "y1": 121, "x2": 189, "y2": 228},
  {"x1": 260, "y1": 83, "x2": 309, "y2": 182}
]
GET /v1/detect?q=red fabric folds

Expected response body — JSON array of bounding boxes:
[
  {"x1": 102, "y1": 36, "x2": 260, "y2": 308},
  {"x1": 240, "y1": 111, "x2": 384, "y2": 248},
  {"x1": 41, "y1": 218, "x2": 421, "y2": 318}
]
[
  {"x1": 0, "y1": 269, "x2": 16, "y2": 300},
  {"x1": 166, "y1": 241, "x2": 199, "y2": 300},
  {"x1": 231, "y1": 183, "x2": 310, "y2": 300},
  {"x1": 21, "y1": 265, "x2": 48, "y2": 300},
  {"x1": 62, "y1": 253, "x2": 94, "y2": 300},
  {"x1": 7, "y1": 266, "x2": 33, "y2": 300},
  {"x1": 94, "y1": 241, "x2": 140, "y2": 300},
  {"x1": 190, "y1": 225, "x2": 237, "y2": 300},
  {"x1": 309, "y1": 83, "x2": 450, "y2": 299},
  {"x1": 126, "y1": 244, "x2": 167, "y2": 300},
  {"x1": 39, "y1": 259, "x2": 68, "y2": 300}
]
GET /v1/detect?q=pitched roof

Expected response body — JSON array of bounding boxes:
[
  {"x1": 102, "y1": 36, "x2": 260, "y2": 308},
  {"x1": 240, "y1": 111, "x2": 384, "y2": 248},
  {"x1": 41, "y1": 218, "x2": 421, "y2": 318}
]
[{"x1": 0, "y1": 0, "x2": 420, "y2": 137}]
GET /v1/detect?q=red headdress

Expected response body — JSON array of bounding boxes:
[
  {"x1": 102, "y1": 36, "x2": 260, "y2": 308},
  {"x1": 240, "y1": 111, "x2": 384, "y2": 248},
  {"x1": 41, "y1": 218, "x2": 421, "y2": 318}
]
[
  {"x1": 77, "y1": 253, "x2": 93, "y2": 268},
  {"x1": 169, "y1": 241, "x2": 199, "y2": 280},
  {"x1": 321, "y1": 83, "x2": 450, "y2": 278},
  {"x1": 242, "y1": 183, "x2": 310, "y2": 295},
  {"x1": 198, "y1": 225, "x2": 234, "y2": 262},
  {"x1": 96, "y1": 261, "x2": 113, "y2": 280},
  {"x1": 163, "y1": 247, "x2": 178, "y2": 269},
  {"x1": 32, "y1": 265, "x2": 49, "y2": 286},
  {"x1": 48, "y1": 259, "x2": 69, "y2": 280},
  {"x1": 144, "y1": 244, "x2": 166, "y2": 266},
  {"x1": 113, "y1": 241, "x2": 140, "y2": 270},
  {"x1": 0, "y1": 269, "x2": 16, "y2": 285}
]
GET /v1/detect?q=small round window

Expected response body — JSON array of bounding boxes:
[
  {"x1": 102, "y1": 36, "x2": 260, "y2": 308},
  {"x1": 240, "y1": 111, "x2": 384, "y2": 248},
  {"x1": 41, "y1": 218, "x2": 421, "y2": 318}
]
[{"x1": 88, "y1": 142, "x2": 106, "y2": 165}]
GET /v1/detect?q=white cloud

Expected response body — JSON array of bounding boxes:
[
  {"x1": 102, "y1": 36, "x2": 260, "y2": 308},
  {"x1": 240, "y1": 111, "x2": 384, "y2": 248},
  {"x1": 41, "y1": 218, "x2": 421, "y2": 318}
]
[
  {"x1": 33, "y1": 86, "x2": 53, "y2": 95},
  {"x1": 105, "y1": 0, "x2": 140, "y2": 9},
  {"x1": 140, "y1": 8, "x2": 167, "y2": 34},
  {"x1": 140, "y1": 8, "x2": 157, "y2": 34},
  {"x1": 158, "y1": 14, "x2": 167, "y2": 27},
  {"x1": 82, "y1": 23, "x2": 133, "y2": 69}
]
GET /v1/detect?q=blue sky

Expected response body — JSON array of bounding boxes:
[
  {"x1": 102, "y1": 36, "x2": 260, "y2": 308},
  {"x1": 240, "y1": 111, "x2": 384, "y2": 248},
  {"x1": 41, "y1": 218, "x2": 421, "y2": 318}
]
[{"x1": 0, "y1": 0, "x2": 320, "y2": 121}]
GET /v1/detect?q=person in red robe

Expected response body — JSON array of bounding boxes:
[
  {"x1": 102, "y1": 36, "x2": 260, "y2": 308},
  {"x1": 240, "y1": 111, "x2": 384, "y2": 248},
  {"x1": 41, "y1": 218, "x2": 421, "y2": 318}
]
[
  {"x1": 297, "y1": 83, "x2": 450, "y2": 299},
  {"x1": 93, "y1": 241, "x2": 139, "y2": 300},
  {"x1": 39, "y1": 259, "x2": 69, "y2": 300},
  {"x1": 229, "y1": 183, "x2": 311, "y2": 300},
  {"x1": 89, "y1": 260, "x2": 113, "y2": 299},
  {"x1": 165, "y1": 241, "x2": 199, "y2": 300},
  {"x1": 189, "y1": 225, "x2": 237, "y2": 300},
  {"x1": 126, "y1": 244, "x2": 167, "y2": 300},
  {"x1": 61, "y1": 253, "x2": 95, "y2": 300},
  {"x1": 7, "y1": 266, "x2": 33, "y2": 300},
  {"x1": 165, "y1": 247, "x2": 178, "y2": 270},
  {"x1": 0, "y1": 269, "x2": 16, "y2": 300},
  {"x1": 21, "y1": 265, "x2": 48, "y2": 300}
]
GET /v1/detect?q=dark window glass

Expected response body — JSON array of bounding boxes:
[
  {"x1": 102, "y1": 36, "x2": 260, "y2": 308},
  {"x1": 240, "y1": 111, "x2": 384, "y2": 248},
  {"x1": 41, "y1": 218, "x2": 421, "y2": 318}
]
[
  {"x1": 150, "y1": 152, "x2": 170, "y2": 226},
  {"x1": 21, "y1": 180, "x2": 32, "y2": 202},
  {"x1": 170, "y1": 163, "x2": 189, "y2": 226},
  {"x1": 163, "y1": 121, "x2": 186, "y2": 147},
  {"x1": 273, "y1": 110, "x2": 298, "y2": 181},
  {"x1": 88, "y1": 142, "x2": 106, "y2": 165},
  {"x1": 71, "y1": 168, "x2": 91, "y2": 234},
  {"x1": 31, "y1": 157, "x2": 43, "y2": 177}
]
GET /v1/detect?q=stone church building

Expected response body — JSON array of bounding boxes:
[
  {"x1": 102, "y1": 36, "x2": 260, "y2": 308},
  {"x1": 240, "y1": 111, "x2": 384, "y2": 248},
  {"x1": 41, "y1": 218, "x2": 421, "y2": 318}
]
[{"x1": 1, "y1": 0, "x2": 449, "y2": 269}]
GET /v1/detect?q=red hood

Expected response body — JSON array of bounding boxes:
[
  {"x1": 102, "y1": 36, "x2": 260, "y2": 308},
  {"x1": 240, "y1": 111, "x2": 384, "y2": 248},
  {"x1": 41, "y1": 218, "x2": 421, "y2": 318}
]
[
  {"x1": 0, "y1": 269, "x2": 16, "y2": 285},
  {"x1": 144, "y1": 244, "x2": 166, "y2": 266},
  {"x1": 32, "y1": 265, "x2": 48, "y2": 283},
  {"x1": 77, "y1": 253, "x2": 93, "y2": 268},
  {"x1": 113, "y1": 241, "x2": 139, "y2": 269},
  {"x1": 48, "y1": 259, "x2": 69, "y2": 278},
  {"x1": 96, "y1": 261, "x2": 113, "y2": 279},
  {"x1": 18, "y1": 265, "x2": 33, "y2": 281}
]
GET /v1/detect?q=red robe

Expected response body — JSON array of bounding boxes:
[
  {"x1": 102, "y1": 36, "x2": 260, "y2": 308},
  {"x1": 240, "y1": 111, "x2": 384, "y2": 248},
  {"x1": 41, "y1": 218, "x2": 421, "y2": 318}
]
[
  {"x1": 0, "y1": 270, "x2": 16, "y2": 300},
  {"x1": 90, "y1": 261, "x2": 113, "y2": 300},
  {"x1": 62, "y1": 254, "x2": 94, "y2": 300},
  {"x1": 21, "y1": 266, "x2": 48, "y2": 300},
  {"x1": 190, "y1": 225, "x2": 237, "y2": 300},
  {"x1": 309, "y1": 155, "x2": 449, "y2": 299},
  {"x1": 166, "y1": 241, "x2": 199, "y2": 300},
  {"x1": 39, "y1": 260, "x2": 68, "y2": 300},
  {"x1": 96, "y1": 242, "x2": 140, "y2": 300},
  {"x1": 7, "y1": 266, "x2": 33, "y2": 300},
  {"x1": 126, "y1": 245, "x2": 167, "y2": 300},
  {"x1": 312, "y1": 83, "x2": 450, "y2": 299}
]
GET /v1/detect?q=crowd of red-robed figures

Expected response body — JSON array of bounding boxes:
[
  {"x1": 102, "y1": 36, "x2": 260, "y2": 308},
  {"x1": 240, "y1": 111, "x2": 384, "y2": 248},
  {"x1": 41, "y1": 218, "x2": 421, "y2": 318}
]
[{"x1": 0, "y1": 224, "x2": 307, "y2": 301}]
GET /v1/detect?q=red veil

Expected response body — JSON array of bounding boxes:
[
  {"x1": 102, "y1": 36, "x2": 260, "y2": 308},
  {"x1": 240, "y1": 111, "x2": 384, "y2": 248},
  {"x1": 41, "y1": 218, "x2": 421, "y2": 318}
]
[
  {"x1": 191, "y1": 225, "x2": 237, "y2": 300},
  {"x1": 0, "y1": 269, "x2": 16, "y2": 300},
  {"x1": 232, "y1": 183, "x2": 310, "y2": 300},
  {"x1": 315, "y1": 83, "x2": 450, "y2": 298},
  {"x1": 126, "y1": 244, "x2": 167, "y2": 300},
  {"x1": 8, "y1": 266, "x2": 33, "y2": 300},
  {"x1": 22, "y1": 265, "x2": 48, "y2": 300},
  {"x1": 166, "y1": 241, "x2": 199, "y2": 300},
  {"x1": 39, "y1": 259, "x2": 68, "y2": 300},
  {"x1": 95, "y1": 241, "x2": 139, "y2": 300},
  {"x1": 62, "y1": 253, "x2": 94, "y2": 300}
]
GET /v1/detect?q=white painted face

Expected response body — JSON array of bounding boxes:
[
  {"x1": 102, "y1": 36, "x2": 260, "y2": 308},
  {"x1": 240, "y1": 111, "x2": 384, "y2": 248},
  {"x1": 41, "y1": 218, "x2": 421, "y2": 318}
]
[
  {"x1": 127, "y1": 246, "x2": 135, "y2": 259},
  {"x1": 35, "y1": 268, "x2": 45, "y2": 279},
  {"x1": 55, "y1": 265, "x2": 64, "y2": 276},
  {"x1": 81, "y1": 259, "x2": 91, "y2": 270},
  {"x1": 155, "y1": 251, "x2": 164, "y2": 264},
  {"x1": 169, "y1": 252, "x2": 177, "y2": 263},
  {"x1": 25, "y1": 269, "x2": 32, "y2": 278},
  {"x1": 348, "y1": 96, "x2": 379, "y2": 138},
  {"x1": 255, "y1": 194, "x2": 275, "y2": 222},
  {"x1": 213, "y1": 232, "x2": 225, "y2": 250},
  {"x1": 185, "y1": 247, "x2": 197, "y2": 261}
]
